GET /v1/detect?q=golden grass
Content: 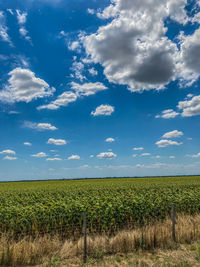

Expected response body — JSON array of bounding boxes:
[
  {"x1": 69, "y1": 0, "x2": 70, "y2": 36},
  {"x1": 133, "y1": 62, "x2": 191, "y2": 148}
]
[{"x1": 1, "y1": 213, "x2": 200, "y2": 266}]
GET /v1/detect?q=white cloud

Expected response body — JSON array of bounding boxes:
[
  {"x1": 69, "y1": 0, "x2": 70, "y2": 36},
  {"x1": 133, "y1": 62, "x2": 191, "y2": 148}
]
[
  {"x1": 90, "y1": 154, "x2": 94, "y2": 158},
  {"x1": 47, "y1": 138, "x2": 67, "y2": 145},
  {"x1": 16, "y1": 10, "x2": 31, "y2": 42},
  {"x1": 59, "y1": 30, "x2": 67, "y2": 37},
  {"x1": 71, "y1": 82, "x2": 107, "y2": 96},
  {"x1": 187, "y1": 94, "x2": 193, "y2": 98},
  {"x1": 156, "y1": 109, "x2": 179, "y2": 119},
  {"x1": 162, "y1": 130, "x2": 183, "y2": 138},
  {"x1": 169, "y1": 156, "x2": 175, "y2": 159},
  {"x1": 0, "y1": 11, "x2": 13, "y2": 45},
  {"x1": 87, "y1": 8, "x2": 95, "y2": 15},
  {"x1": 88, "y1": 67, "x2": 98, "y2": 76},
  {"x1": 24, "y1": 142, "x2": 32, "y2": 146},
  {"x1": 156, "y1": 139, "x2": 183, "y2": 147},
  {"x1": 82, "y1": 0, "x2": 200, "y2": 92},
  {"x1": 3, "y1": 156, "x2": 17, "y2": 160},
  {"x1": 177, "y1": 28, "x2": 200, "y2": 87},
  {"x1": 68, "y1": 41, "x2": 81, "y2": 52},
  {"x1": 0, "y1": 68, "x2": 55, "y2": 103},
  {"x1": 38, "y1": 81, "x2": 107, "y2": 111},
  {"x1": 132, "y1": 154, "x2": 137, "y2": 158},
  {"x1": 133, "y1": 147, "x2": 144, "y2": 151},
  {"x1": 0, "y1": 149, "x2": 16, "y2": 155},
  {"x1": 16, "y1": 9, "x2": 27, "y2": 24},
  {"x1": 70, "y1": 61, "x2": 86, "y2": 81},
  {"x1": 46, "y1": 157, "x2": 62, "y2": 161},
  {"x1": 97, "y1": 151, "x2": 117, "y2": 159},
  {"x1": 31, "y1": 152, "x2": 47, "y2": 158},
  {"x1": 105, "y1": 137, "x2": 115, "y2": 142},
  {"x1": 82, "y1": 0, "x2": 183, "y2": 92},
  {"x1": 141, "y1": 153, "x2": 151, "y2": 156},
  {"x1": 37, "y1": 91, "x2": 77, "y2": 110},
  {"x1": 178, "y1": 95, "x2": 200, "y2": 117},
  {"x1": 24, "y1": 121, "x2": 57, "y2": 131},
  {"x1": 91, "y1": 104, "x2": 114, "y2": 116},
  {"x1": 37, "y1": 123, "x2": 57, "y2": 131},
  {"x1": 68, "y1": 155, "x2": 80, "y2": 160},
  {"x1": 187, "y1": 153, "x2": 200, "y2": 158}
]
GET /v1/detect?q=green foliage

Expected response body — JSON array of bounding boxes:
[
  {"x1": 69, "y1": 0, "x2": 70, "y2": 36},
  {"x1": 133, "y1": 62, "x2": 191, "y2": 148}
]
[{"x1": 0, "y1": 176, "x2": 200, "y2": 236}]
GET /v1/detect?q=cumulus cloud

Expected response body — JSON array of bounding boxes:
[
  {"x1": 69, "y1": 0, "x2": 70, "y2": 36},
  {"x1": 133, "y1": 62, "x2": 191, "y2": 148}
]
[
  {"x1": 91, "y1": 104, "x2": 114, "y2": 116},
  {"x1": 178, "y1": 28, "x2": 200, "y2": 86},
  {"x1": 37, "y1": 91, "x2": 77, "y2": 110},
  {"x1": 169, "y1": 156, "x2": 175, "y2": 159},
  {"x1": 97, "y1": 151, "x2": 117, "y2": 159},
  {"x1": 0, "y1": 68, "x2": 55, "y2": 103},
  {"x1": 47, "y1": 138, "x2": 67, "y2": 145},
  {"x1": 46, "y1": 157, "x2": 62, "y2": 161},
  {"x1": 133, "y1": 147, "x2": 144, "y2": 151},
  {"x1": 105, "y1": 137, "x2": 115, "y2": 142},
  {"x1": 0, "y1": 149, "x2": 16, "y2": 155},
  {"x1": 24, "y1": 142, "x2": 32, "y2": 146},
  {"x1": 71, "y1": 82, "x2": 107, "y2": 96},
  {"x1": 37, "y1": 123, "x2": 57, "y2": 130},
  {"x1": 162, "y1": 130, "x2": 183, "y2": 138},
  {"x1": 0, "y1": 11, "x2": 13, "y2": 45},
  {"x1": 82, "y1": 0, "x2": 181, "y2": 92},
  {"x1": 68, "y1": 155, "x2": 80, "y2": 160},
  {"x1": 178, "y1": 95, "x2": 200, "y2": 117},
  {"x1": 156, "y1": 109, "x2": 179, "y2": 119},
  {"x1": 3, "y1": 156, "x2": 17, "y2": 160},
  {"x1": 24, "y1": 121, "x2": 57, "y2": 131},
  {"x1": 82, "y1": 0, "x2": 200, "y2": 92},
  {"x1": 156, "y1": 139, "x2": 183, "y2": 147},
  {"x1": 38, "y1": 81, "x2": 107, "y2": 110},
  {"x1": 31, "y1": 152, "x2": 47, "y2": 157}
]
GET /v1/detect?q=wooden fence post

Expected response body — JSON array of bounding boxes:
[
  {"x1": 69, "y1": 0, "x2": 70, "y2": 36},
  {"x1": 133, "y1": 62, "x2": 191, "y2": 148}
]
[
  {"x1": 83, "y1": 211, "x2": 87, "y2": 263},
  {"x1": 171, "y1": 203, "x2": 176, "y2": 242}
]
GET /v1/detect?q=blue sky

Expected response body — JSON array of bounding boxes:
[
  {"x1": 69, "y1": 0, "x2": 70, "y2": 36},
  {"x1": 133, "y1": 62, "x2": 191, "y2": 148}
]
[{"x1": 0, "y1": 0, "x2": 200, "y2": 180}]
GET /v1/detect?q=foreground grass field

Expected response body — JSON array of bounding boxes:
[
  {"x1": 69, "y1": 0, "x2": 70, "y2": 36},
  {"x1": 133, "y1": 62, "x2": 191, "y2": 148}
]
[
  {"x1": 1, "y1": 213, "x2": 200, "y2": 266},
  {"x1": 0, "y1": 176, "x2": 200, "y2": 235}
]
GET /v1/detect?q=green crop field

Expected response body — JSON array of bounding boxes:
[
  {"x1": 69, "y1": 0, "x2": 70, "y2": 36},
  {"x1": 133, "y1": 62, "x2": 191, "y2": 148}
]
[{"x1": 0, "y1": 176, "x2": 200, "y2": 236}]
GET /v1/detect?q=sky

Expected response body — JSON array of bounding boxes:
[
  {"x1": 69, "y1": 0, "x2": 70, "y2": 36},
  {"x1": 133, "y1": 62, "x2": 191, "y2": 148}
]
[{"x1": 0, "y1": 0, "x2": 200, "y2": 181}]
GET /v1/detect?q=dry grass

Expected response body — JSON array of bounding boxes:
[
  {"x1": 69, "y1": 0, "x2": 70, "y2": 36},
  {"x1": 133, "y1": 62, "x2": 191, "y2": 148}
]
[{"x1": 1, "y1": 213, "x2": 200, "y2": 266}]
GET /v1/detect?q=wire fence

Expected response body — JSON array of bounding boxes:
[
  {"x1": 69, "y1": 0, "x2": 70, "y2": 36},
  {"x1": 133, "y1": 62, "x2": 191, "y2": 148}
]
[
  {"x1": 0, "y1": 203, "x2": 191, "y2": 263},
  {"x1": 0, "y1": 203, "x2": 177, "y2": 237}
]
